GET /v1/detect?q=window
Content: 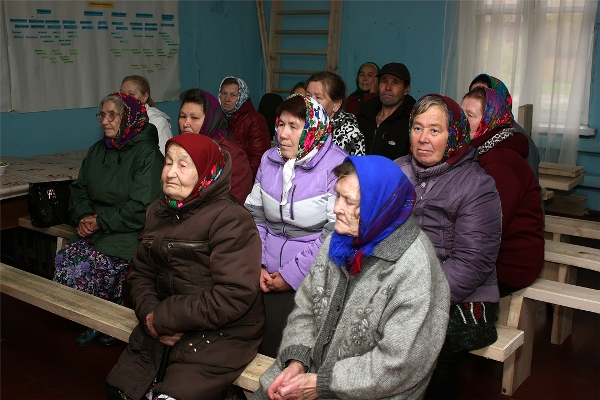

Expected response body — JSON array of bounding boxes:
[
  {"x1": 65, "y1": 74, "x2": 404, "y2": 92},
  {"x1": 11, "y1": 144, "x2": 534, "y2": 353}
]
[{"x1": 441, "y1": 0, "x2": 597, "y2": 164}]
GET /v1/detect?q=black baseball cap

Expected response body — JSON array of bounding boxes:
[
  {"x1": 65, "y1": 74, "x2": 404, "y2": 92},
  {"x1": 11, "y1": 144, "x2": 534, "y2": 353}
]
[{"x1": 377, "y1": 62, "x2": 411, "y2": 85}]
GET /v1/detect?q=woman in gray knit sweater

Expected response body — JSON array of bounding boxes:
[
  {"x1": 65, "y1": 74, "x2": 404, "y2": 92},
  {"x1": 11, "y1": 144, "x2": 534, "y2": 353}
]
[{"x1": 252, "y1": 155, "x2": 450, "y2": 400}]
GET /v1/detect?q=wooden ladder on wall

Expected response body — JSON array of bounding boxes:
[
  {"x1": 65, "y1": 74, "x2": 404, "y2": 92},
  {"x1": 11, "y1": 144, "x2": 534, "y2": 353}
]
[{"x1": 256, "y1": 0, "x2": 343, "y2": 94}]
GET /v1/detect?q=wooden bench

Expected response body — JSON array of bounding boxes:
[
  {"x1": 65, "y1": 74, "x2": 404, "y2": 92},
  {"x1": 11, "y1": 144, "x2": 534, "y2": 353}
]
[
  {"x1": 0, "y1": 263, "x2": 273, "y2": 394},
  {"x1": 543, "y1": 217, "x2": 600, "y2": 344},
  {"x1": 503, "y1": 278, "x2": 600, "y2": 394},
  {"x1": 0, "y1": 262, "x2": 524, "y2": 396},
  {"x1": 545, "y1": 215, "x2": 600, "y2": 241},
  {"x1": 18, "y1": 215, "x2": 76, "y2": 254}
]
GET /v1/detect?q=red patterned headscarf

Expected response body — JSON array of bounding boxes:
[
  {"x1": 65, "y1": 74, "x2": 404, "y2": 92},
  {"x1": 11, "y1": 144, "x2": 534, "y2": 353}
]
[
  {"x1": 470, "y1": 74, "x2": 513, "y2": 111},
  {"x1": 409, "y1": 94, "x2": 471, "y2": 165},
  {"x1": 163, "y1": 134, "x2": 226, "y2": 210},
  {"x1": 103, "y1": 92, "x2": 149, "y2": 149},
  {"x1": 275, "y1": 94, "x2": 331, "y2": 161},
  {"x1": 470, "y1": 87, "x2": 514, "y2": 140}
]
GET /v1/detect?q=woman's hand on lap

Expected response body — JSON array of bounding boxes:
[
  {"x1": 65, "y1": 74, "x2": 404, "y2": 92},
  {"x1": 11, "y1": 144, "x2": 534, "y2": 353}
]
[
  {"x1": 77, "y1": 215, "x2": 99, "y2": 237},
  {"x1": 145, "y1": 313, "x2": 159, "y2": 338},
  {"x1": 159, "y1": 332, "x2": 183, "y2": 346},
  {"x1": 269, "y1": 272, "x2": 292, "y2": 292},
  {"x1": 260, "y1": 268, "x2": 274, "y2": 292},
  {"x1": 268, "y1": 361, "x2": 309, "y2": 400}
]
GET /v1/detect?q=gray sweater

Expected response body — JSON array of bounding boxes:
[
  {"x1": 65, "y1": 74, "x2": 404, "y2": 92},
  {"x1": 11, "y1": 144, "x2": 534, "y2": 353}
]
[{"x1": 253, "y1": 217, "x2": 451, "y2": 400}]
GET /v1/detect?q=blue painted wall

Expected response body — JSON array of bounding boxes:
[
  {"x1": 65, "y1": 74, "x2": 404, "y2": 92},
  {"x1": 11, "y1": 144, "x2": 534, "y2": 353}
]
[
  {"x1": 573, "y1": 6, "x2": 600, "y2": 211},
  {"x1": 337, "y1": 1, "x2": 447, "y2": 100},
  {"x1": 0, "y1": 0, "x2": 263, "y2": 157},
  {"x1": 261, "y1": 0, "x2": 446, "y2": 99},
  {"x1": 1, "y1": 0, "x2": 598, "y2": 210}
]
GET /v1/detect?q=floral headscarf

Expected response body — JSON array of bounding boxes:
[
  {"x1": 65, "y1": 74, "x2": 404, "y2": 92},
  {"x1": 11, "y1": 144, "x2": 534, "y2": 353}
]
[
  {"x1": 409, "y1": 94, "x2": 471, "y2": 165},
  {"x1": 275, "y1": 94, "x2": 331, "y2": 161},
  {"x1": 103, "y1": 92, "x2": 149, "y2": 150},
  {"x1": 219, "y1": 76, "x2": 250, "y2": 118},
  {"x1": 163, "y1": 134, "x2": 225, "y2": 210},
  {"x1": 329, "y1": 155, "x2": 415, "y2": 275},
  {"x1": 470, "y1": 74, "x2": 513, "y2": 111},
  {"x1": 276, "y1": 94, "x2": 331, "y2": 205},
  {"x1": 470, "y1": 87, "x2": 514, "y2": 140},
  {"x1": 348, "y1": 62, "x2": 380, "y2": 106}
]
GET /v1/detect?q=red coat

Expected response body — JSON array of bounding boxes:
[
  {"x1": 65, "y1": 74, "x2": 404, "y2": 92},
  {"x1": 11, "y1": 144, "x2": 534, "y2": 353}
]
[
  {"x1": 212, "y1": 133, "x2": 253, "y2": 203},
  {"x1": 471, "y1": 129, "x2": 544, "y2": 288},
  {"x1": 226, "y1": 99, "x2": 271, "y2": 178},
  {"x1": 344, "y1": 92, "x2": 378, "y2": 116}
]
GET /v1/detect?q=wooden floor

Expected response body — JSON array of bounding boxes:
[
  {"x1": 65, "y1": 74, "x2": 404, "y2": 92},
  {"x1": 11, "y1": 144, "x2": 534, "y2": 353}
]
[
  {"x1": 2, "y1": 273, "x2": 599, "y2": 399},
  {"x1": 1, "y1": 215, "x2": 600, "y2": 399}
]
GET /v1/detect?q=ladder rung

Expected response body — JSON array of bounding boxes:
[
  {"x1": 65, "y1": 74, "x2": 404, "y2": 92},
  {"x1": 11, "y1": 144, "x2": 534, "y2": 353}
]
[
  {"x1": 274, "y1": 50, "x2": 328, "y2": 55},
  {"x1": 275, "y1": 30, "x2": 328, "y2": 35},
  {"x1": 276, "y1": 10, "x2": 330, "y2": 15},
  {"x1": 273, "y1": 69, "x2": 322, "y2": 75}
]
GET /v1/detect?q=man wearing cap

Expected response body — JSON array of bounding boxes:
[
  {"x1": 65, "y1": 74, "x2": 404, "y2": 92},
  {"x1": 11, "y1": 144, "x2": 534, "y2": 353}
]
[{"x1": 357, "y1": 62, "x2": 416, "y2": 160}]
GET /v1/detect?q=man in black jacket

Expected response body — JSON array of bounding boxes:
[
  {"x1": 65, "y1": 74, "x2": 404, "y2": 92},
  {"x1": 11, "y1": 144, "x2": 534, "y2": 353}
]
[{"x1": 357, "y1": 62, "x2": 416, "y2": 160}]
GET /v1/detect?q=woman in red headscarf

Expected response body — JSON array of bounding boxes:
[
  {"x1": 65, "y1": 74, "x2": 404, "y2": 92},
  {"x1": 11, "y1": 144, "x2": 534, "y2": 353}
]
[
  {"x1": 53, "y1": 92, "x2": 164, "y2": 347},
  {"x1": 107, "y1": 134, "x2": 264, "y2": 400},
  {"x1": 461, "y1": 87, "x2": 544, "y2": 294}
]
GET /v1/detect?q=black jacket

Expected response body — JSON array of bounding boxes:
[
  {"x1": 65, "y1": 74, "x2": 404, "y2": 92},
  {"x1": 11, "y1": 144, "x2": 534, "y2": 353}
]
[{"x1": 357, "y1": 94, "x2": 416, "y2": 160}]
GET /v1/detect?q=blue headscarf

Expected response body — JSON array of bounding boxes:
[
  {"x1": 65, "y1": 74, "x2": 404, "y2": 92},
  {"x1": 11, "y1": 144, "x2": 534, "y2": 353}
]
[
  {"x1": 219, "y1": 76, "x2": 250, "y2": 118},
  {"x1": 329, "y1": 155, "x2": 416, "y2": 275}
]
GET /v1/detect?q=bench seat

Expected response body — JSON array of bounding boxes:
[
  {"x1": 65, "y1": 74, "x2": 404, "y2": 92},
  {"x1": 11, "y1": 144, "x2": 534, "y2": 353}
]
[
  {"x1": 544, "y1": 240, "x2": 600, "y2": 272},
  {"x1": 545, "y1": 215, "x2": 600, "y2": 240},
  {"x1": 18, "y1": 215, "x2": 76, "y2": 240},
  {"x1": 0, "y1": 263, "x2": 272, "y2": 393},
  {"x1": 469, "y1": 325, "x2": 524, "y2": 362},
  {"x1": 513, "y1": 278, "x2": 600, "y2": 314}
]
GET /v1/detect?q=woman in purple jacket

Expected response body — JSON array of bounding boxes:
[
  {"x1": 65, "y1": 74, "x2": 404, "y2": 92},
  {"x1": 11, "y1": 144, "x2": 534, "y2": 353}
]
[
  {"x1": 395, "y1": 94, "x2": 502, "y2": 399},
  {"x1": 245, "y1": 94, "x2": 347, "y2": 357}
]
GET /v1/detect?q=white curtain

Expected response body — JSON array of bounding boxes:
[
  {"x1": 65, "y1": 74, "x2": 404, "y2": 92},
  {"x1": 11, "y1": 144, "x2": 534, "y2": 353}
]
[{"x1": 441, "y1": 0, "x2": 597, "y2": 165}]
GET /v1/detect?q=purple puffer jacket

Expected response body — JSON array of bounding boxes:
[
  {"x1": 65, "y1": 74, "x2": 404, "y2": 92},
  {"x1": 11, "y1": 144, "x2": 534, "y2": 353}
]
[
  {"x1": 245, "y1": 136, "x2": 347, "y2": 290},
  {"x1": 395, "y1": 147, "x2": 501, "y2": 305}
]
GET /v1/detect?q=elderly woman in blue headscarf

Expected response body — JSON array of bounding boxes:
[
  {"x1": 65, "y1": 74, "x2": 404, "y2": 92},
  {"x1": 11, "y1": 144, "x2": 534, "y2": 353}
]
[
  {"x1": 219, "y1": 76, "x2": 271, "y2": 178},
  {"x1": 251, "y1": 156, "x2": 450, "y2": 400}
]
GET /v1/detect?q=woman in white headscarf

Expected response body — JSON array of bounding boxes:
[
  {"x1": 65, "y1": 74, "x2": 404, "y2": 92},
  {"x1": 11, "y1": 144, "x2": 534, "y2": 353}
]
[{"x1": 219, "y1": 76, "x2": 271, "y2": 179}]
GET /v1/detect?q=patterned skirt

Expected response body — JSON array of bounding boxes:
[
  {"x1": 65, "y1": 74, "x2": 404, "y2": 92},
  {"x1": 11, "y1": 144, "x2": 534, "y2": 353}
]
[{"x1": 53, "y1": 239, "x2": 130, "y2": 301}]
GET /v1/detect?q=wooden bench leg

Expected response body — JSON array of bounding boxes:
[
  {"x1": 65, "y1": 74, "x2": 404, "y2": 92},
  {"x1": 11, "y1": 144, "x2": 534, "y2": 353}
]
[
  {"x1": 56, "y1": 237, "x2": 67, "y2": 255},
  {"x1": 501, "y1": 295, "x2": 535, "y2": 395},
  {"x1": 551, "y1": 264, "x2": 577, "y2": 344},
  {"x1": 541, "y1": 260, "x2": 577, "y2": 345}
]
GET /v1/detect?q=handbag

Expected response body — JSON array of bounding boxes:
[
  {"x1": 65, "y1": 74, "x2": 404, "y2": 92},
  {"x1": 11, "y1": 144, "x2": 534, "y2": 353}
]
[{"x1": 28, "y1": 180, "x2": 74, "y2": 228}]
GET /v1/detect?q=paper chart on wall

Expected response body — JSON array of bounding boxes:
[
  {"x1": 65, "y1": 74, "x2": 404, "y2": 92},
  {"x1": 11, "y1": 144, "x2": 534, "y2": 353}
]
[{"x1": 3, "y1": 0, "x2": 180, "y2": 113}]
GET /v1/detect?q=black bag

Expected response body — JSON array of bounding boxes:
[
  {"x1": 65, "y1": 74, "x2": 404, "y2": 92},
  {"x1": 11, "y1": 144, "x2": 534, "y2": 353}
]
[{"x1": 28, "y1": 180, "x2": 74, "y2": 228}]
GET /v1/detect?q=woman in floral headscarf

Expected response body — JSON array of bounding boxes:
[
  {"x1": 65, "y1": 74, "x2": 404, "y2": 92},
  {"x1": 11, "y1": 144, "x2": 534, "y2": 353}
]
[
  {"x1": 462, "y1": 87, "x2": 544, "y2": 295},
  {"x1": 245, "y1": 94, "x2": 347, "y2": 357},
  {"x1": 469, "y1": 73, "x2": 541, "y2": 183},
  {"x1": 54, "y1": 93, "x2": 164, "y2": 347},
  {"x1": 395, "y1": 94, "x2": 502, "y2": 399},
  {"x1": 219, "y1": 76, "x2": 271, "y2": 179},
  {"x1": 178, "y1": 88, "x2": 253, "y2": 202}
]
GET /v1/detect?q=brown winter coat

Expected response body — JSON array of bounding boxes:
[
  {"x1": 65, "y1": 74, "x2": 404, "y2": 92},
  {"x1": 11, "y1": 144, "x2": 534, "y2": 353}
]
[{"x1": 106, "y1": 152, "x2": 264, "y2": 400}]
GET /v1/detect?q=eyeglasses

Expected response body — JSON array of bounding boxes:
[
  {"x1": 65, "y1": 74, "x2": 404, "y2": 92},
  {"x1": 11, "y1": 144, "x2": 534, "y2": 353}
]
[{"x1": 96, "y1": 111, "x2": 119, "y2": 123}]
